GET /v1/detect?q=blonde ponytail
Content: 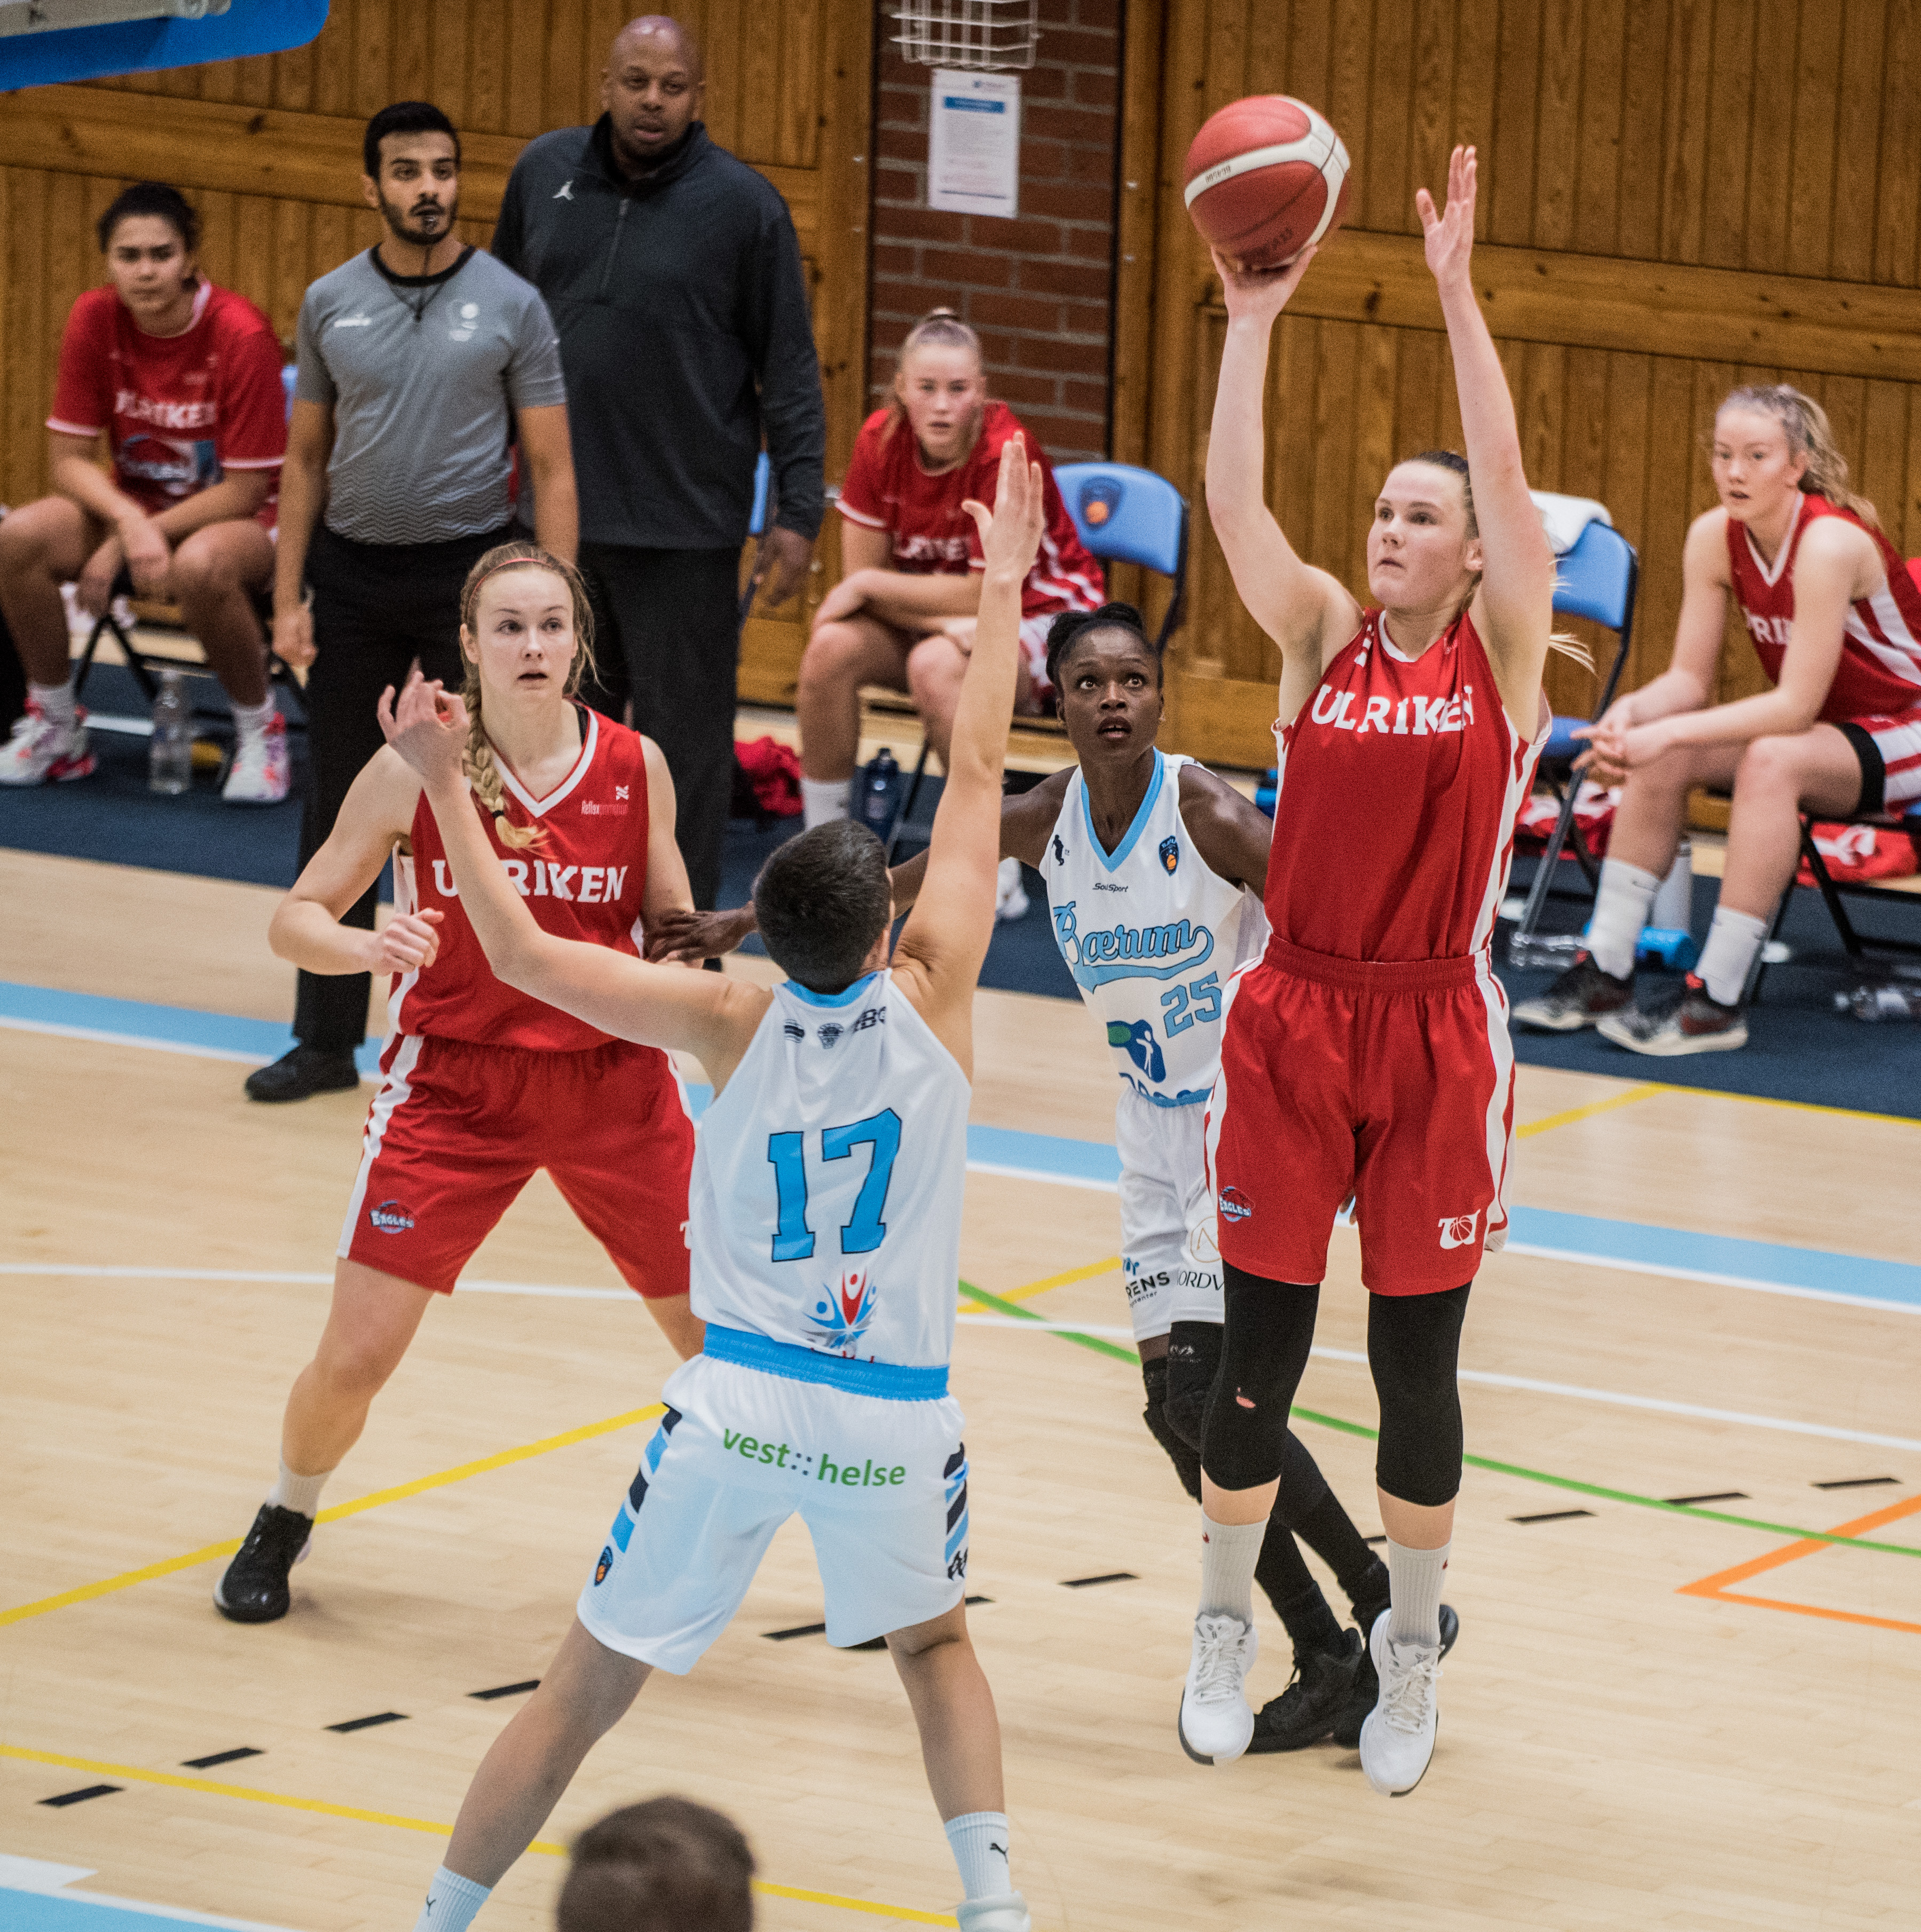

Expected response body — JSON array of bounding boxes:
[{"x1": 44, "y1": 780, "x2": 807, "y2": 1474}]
[
  {"x1": 1718, "y1": 384, "x2": 1880, "y2": 528},
  {"x1": 454, "y1": 541, "x2": 599, "y2": 851}
]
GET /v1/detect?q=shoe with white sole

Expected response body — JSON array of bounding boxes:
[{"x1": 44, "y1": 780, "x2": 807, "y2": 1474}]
[
  {"x1": 1596, "y1": 973, "x2": 1747, "y2": 1055},
  {"x1": 222, "y1": 712, "x2": 290, "y2": 803},
  {"x1": 0, "y1": 699, "x2": 95, "y2": 785},
  {"x1": 1177, "y1": 1611, "x2": 1257, "y2": 1765},
  {"x1": 955, "y1": 1895, "x2": 1030, "y2": 1932},
  {"x1": 995, "y1": 855, "x2": 1029, "y2": 922},
  {"x1": 1358, "y1": 1607, "x2": 1440, "y2": 1796}
]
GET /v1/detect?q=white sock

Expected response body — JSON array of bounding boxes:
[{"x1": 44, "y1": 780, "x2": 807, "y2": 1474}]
[
  {"x1": 268, "y1": 1456, "x2": 331, "y2": 1519},
  {"x1": 1385, "y1": 1536, "x2": 1448, "y2": 1649},
  {"x1": 801, "y1": 775, "x2": 851, "y2": 829},
  {"x1": 411, "y1": 1865, "x2": 490, "y2": 1932},
  {"x1": 29, "y1": 679, "x2": 76, "y2": 729},
  {"x1": 1696, "y1": 905, "x2": 1767, "y2": 1005},
  {"x1": 230, "y1": 695, "x2": 277, "y2": 739},
  {"x1": 1586, "y1": 858, "x2": 1662, "y2": 979},
  {"x1": 944, "y1": 1811, "x2": 1013, "y2": 1902},
  {"x1": 1198, "y1": 1512, "x2": 1265, "y2": 1623}
]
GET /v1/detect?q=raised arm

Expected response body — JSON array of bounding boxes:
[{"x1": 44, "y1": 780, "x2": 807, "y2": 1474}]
[
  {"x1": 378, "y1": 676, "x2": 768, "y2": 1087},
  {"x1": 1205, "y1": 245, "x2": 1358, "y2": 714},
  {"x1": 1420, "y1": 147, "x2": 1554, "y2": 729},
  {"x1": 889, "y1": 436, "x2": 1045, "y2": 1065}
]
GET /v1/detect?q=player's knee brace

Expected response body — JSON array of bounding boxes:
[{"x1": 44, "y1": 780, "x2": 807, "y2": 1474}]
[
  {"x1": 1369, "y1": 1283, "x2": 1471, "y2": 1507},
  {"x1": 1200, "y1": 1265, "x2": 1321, "y2": 1494},
  {"x1": 1163, "y1": 1320, "x2": 1221, "y2": 1451},
  {"x1": 1140, "y1": 1354, "x2": 1202, "y2": 1501}
]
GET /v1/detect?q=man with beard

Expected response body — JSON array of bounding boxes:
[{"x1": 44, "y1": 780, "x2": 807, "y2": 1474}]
[
  {"x1": 246, "y1": 101, "x2": 578, "y2": 1102},
  {"x1": 492, "y1": 15, "x2": 825, "y2": 912}
]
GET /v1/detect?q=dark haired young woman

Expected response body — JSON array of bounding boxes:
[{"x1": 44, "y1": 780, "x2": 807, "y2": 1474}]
[
  {"x1": 0, "y1": 180, "x2": 289, "y2": 799},
  {"x1": 654, "y1": 601, "x2": 1458, "y2": 1755},
  {"x1": 214, "y1": 543, "x2": 700, "y2": 1626}
]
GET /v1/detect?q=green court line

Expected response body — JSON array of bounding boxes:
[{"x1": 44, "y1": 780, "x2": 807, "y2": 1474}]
[{"x1": 958, "y1": 1282, "x2": 1921, "y2": 1560}]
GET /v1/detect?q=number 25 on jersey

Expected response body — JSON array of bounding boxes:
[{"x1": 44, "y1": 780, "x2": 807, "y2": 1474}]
[{"x1": 766, "y1": 1110, "x2": 903, "y2": 1263}]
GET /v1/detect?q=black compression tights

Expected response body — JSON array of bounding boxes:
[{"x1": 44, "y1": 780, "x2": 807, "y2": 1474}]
[{"x1": 1201, "y1": 1263, "x2": 1471, "y2": 1508}]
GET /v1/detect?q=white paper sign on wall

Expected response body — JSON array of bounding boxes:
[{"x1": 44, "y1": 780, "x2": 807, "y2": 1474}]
[{"x1": 927, "y1": 68, "x2": 1021, "y2": 218}]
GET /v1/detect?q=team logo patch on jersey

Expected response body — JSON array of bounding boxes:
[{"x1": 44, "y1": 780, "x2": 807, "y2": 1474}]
[
  {"x1": 1106, "y1": 1018, "x2": 1166, "y2": 1083},
  {"x1": 1218, "y1": 1186, "x2": 1253, "y2": 1224},
  {"x1": 368, "y1": 1200, "x2": 415, "y2": 1234},
  {"x1": 818, "y1": 1023, "x2": 844, "y2": 1050},
  {"x1": 783, "y1": 1021, "x2": 806, "y2": 1040},
  {"x1": 810, "y1": 1268, "x2": 878, "y2": 1351},
  {"x1": 1159, "y1": 835, "x2": 1179, "y2": 874},
  {"x1": 593, "y1": 1544, "x2": 613, "y2": 1585},
  {"x1": 1437, "y1": 1210, "x2": 1481, "y2": 1250}
]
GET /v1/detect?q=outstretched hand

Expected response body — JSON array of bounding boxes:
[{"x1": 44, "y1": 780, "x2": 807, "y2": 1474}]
[
  {"x1": 377, "y1": 671, "x2": 470, "y2": 792},
  {"x1": 960, "y1": 432, "x2": 1045, "y2": 586},
  {"x1": 1210, "y1": 243, "x2": 1318, "y2": 328},
  {"x1": 1416, "y1": 145, "x2": 1477, "y2": 291}
]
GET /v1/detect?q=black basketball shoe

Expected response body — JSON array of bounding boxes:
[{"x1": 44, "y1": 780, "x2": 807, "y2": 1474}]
[
  {"x1": 1246, "y1": 1628, "x2": 1364, "y2": 1752},
  {"x1": 214, "y1": 1504, "x2": 314, "y2": 1623},
  {"x1": 1512, "y1": 952, "x2": 1635, "y2": 1031},
  {"x1": 1333, "y1": 1602, "x2": 1459, "y2": 1748}
]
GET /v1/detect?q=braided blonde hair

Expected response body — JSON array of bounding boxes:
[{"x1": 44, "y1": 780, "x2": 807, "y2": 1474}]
[
  {"x1": 455, "y1": 541, "x2": 597, "y2": 851},
  {"x1": 1717, "y1": 384, "x2": 1879, "y2": 528}
]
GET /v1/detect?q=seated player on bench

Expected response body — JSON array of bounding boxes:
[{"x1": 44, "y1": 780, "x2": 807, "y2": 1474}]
[
  {"x1": 0, "y1": 181, "x2": 289, "y2": 802},
  {"x1": 1517, "y1": 383, "x2": 1921, "y2": 1054}
]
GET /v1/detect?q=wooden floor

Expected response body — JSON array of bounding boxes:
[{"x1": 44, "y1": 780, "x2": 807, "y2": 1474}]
[{"x1": 3, "y1": 847, "x2": 1919, "y2": 1930}]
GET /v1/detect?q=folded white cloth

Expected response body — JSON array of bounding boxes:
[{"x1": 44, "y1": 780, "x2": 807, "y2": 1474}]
[{"x1": 1530, "y1": 490, "x2": 1614, "y2": 556}]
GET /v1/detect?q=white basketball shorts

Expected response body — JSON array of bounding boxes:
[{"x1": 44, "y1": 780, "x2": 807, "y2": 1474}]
[
  {"x1": 576, "y1": 1353, "x2": 969, "y2": 1673},
  {"x1": 1114, "y1": 1083, "x2": 1224, "y2": 1342}
]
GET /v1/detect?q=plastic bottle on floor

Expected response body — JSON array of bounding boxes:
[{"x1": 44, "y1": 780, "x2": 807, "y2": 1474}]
[
  {"x1": 148, "y1": 668, "x2": 192, "y2": 795},
  {"x1": 1841, "y1": 984, "x2": 1920, "y2": 1022},
  {"x1": 861, "y1": 747, "x2": 900, "y2": 833}
]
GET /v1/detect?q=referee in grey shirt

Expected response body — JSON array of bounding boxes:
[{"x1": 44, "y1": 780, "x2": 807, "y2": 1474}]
[{"x1": 246, "y1": 100, "x2": 577, "y2": 1103}]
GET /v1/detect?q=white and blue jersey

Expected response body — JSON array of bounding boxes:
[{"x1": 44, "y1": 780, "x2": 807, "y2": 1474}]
[
  {"x1": 577, "y1": 969, "x2": 975, "y2": 1669},
  {"x1": 1038, "y1": 753, "x2": 1267, "y2": 1339}
]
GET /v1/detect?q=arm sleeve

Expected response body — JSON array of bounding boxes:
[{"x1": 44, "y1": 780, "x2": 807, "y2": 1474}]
[
  {"x1": 492, "y1": 158, "x2": 528, "y2": 274},
  {"x1": 47, "y1": 296, "x2": 109, "y2": 436},
  {"x1": 293, "y1": 288, "x2": 336, "y2": 408},
  {"x1": 743, "y1": 196, "x2": 826, "y2": 541},
  {"x1": 836, "y1": 421, "x2": 888, "y2": 530},
  {"x1": 216, "y1": 317, "x2": 289, "y2": 469},
  {"x1": 504, "y1": 287, "x2": 568, "y2": 412}
]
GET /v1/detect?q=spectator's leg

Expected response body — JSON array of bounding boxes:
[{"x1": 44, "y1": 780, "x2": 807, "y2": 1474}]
[
  {"x1": 618, "y1": 547, "x2": 746, "y2": 910},
  {"x1": 907, "y1": 624, "x2": 1036, "y2": 770},
  {"x1": 1720, "y1": 727, "x2": 1864, "y2": 919},
  {"x1": 167, "y1": 519, "x2": 275, "y2": 709},
  {"x1": 796, "y1": 610, "x2": 912, "y2": 784},
  {"x1": 0, "y1": 496, "x2": 95, "y2": 684}
]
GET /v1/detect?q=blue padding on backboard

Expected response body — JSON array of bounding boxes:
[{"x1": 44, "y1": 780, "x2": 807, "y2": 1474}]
[{"x1": 0, "y1": 1, "x2": 329, "y2": 91}]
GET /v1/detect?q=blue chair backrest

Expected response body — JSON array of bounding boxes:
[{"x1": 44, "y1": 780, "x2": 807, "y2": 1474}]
[
  {"x1": 1053, "y1": 462, "x2": 1185, "y2": 579},
  {"x1": 1553, "y1": 519, "x2": 1635, "y2": 633},
  {"x1": 749, "y1": 451, "x2": 771, "y2": 539}
]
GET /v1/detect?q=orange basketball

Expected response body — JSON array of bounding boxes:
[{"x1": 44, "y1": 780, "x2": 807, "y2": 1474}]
[{"x1": 1184, "y1": 95, "x2": 1352, "y2": 270}]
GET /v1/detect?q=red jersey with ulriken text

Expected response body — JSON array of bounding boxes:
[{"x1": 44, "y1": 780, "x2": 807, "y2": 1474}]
[
  {"x1": 391, "y1": 708, "x2": 657, "y2": 1052},
  {"x1": 1725, "y1": 492, "x2": 1921, "y2": 722},
  {"x1": 1263, "y1": 609, "x2": 1546, "y2": 963}
]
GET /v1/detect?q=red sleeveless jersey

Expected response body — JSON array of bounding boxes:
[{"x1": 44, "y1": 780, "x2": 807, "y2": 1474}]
[
  {"x1": 1725, "y1": 493, "x2": 1921, "y2": 721},
  {"x1": 1263, "y1": 609, "x2": 1544, "y2": 962},
  {"x1": 391, "y1": 708, "x2": 656, "y2": 1052}
]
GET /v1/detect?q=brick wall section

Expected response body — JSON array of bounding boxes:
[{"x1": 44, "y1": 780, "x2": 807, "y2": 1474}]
[{"x1": 868, "y1": 0, "x2": 1121, "y2": 467}]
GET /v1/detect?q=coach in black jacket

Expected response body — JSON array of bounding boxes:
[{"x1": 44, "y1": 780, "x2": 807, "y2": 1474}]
[{"x1": 493, "y1": 14, "x2": 825, "y2": 908}]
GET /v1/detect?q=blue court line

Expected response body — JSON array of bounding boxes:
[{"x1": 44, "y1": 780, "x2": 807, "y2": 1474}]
[
  {"x1": 5, "y1": 980, "x2": 1919, "y2": 1312},
  {"x1": 0, "y1": 1890, "x2": 293, "y2": 1932}
]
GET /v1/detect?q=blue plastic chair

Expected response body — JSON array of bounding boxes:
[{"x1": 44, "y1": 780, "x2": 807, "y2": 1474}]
[
  {"x1": 1507, "y1": 515, "x2": 1640, "y2": 963},
  {"x1": 737, "y1": 450, "x2": 773, "y2": 627},
  {"x1": 1052, "y1": 461, "x2": 1188, "y2": 649}
]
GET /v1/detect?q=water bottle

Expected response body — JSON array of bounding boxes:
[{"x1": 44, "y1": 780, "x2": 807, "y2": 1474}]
[
  {"x1": 1840, "y1": 983, "x2": 1920, "y2": 1022},
  {"x1": 148, "y1": 667, "x2": 192, "y2": 795},
  {"x1": 861, "y1": 747, "x2": 900, "y2": 832}
]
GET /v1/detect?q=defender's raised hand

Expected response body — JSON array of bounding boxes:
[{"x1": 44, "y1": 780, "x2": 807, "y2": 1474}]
[
  {"x1": 961, "y1": 431, "x2": 1045, "y2": 587},
  {"x1": 1416, "y1": 144, "x2": 1477, "y2": 291}
]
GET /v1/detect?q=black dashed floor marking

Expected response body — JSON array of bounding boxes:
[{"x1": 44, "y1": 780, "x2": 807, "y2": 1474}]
[
  {"x1": 1665, "y1": 1492, "x2": 1749, "y2": 1507},
  {"x1": 40, "y1": 1785, "x2": 122, "y2": 1807},
  {"x1": 1510, "y1": 1508, "x2": 1596, "y2": 1524},
  {"x1": 1061, "y1": 1572, "x2": 1138, "y2": 1588},
  {"x1": 469, "y1": 1681, "x2": 540, "y2": 1701},
  {"x1": 326, "y1": 1712, "x2": 408, "y2": 1733},
  {"x1": 1364, "y1": 1534, "x2": 1388, "y2": 1545},
  {"x1": 182, "y1": 1747, "x2": 263, "y2": 1769},
  {"x1": 1812, "y1": 1476, "x2": 1900, "y2": 1490}
]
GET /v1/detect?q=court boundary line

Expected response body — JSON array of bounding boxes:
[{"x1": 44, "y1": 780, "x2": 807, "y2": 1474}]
[
  {"x1": 1514, "y1": 1083, "x2": 1665, "y2": 1138},
  {"x1": 0, "y1": 1747, "x2": 953, "y2": 1926}
]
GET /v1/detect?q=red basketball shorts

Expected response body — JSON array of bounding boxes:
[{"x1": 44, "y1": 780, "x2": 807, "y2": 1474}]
[
  {"x1": 339, "y1": 1032, "x2": 695, "y2": 1298},
  {"x1": 1205, "y1": 940, "x2": 1517, "y2": 1295}
]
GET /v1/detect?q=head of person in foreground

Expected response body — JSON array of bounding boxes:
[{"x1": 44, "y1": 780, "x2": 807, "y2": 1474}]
[
  {"x1": 556, "y1": 1795, "x2": 754, "y2": 1932},
  {"x1": 752, "y1": 818, "x2": 894, "y2": 996},
  {"x1": 1365, "y1": 446, "x2": 1485, "y2": 626}
]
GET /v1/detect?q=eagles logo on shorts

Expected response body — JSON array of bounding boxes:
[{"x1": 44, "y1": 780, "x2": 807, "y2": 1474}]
[
  {"x1": 368, "y1": 1199, "x2": 415, "y2": 1234},
  {"x1": 594, "y1": 1544, "x2": 614, "y2": 1586}
]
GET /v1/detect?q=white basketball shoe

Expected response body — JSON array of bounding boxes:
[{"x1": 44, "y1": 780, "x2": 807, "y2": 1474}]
[
  {"x1": 222, "y1": 713, "x2": 290, "y2": 803},
  {"x1": 1359, "y1": 1607, "x2": 1441, "y2": 1795},
  {"x1": 1177, "y1": 1611, "x2": 1256, "y2": 1764},
  {"x1": 955, "y1": 1895, "x2": 1030, "y2": 1932},
  {"x1": 0, "y1": 699, "x2": 95, "y2": 785}
]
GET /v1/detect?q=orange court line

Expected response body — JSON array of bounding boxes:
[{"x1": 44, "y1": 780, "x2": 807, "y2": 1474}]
[{"x1": 1679, "y1": 1491, "x2": 1921, "y2": 1635}]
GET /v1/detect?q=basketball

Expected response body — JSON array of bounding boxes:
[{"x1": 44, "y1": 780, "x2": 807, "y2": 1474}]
[{"x1": 1183, "y1": 95, "x2": 1352, "y2": 269}]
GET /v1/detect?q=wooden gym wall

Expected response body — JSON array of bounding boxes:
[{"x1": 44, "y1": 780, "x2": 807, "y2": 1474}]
[
  {"x1": 1114, "y1": 0, "x2": 1921, "y2": 769},
  {"x1": 0, "y1": 0, "x2": 876, "y2": 708}
]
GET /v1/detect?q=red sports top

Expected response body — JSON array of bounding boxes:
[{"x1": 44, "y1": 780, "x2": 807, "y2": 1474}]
[
  {"x1": 1264, "y1": 610, "x2": 1545, "y2": 962},
  {"x1": 48, "y1": 280, "x2": 285, "y2": 528},
  {"x1": 392, "y1": 709, "x2": 660, "y2": 1052},
  {"x1": 1725, "y1": 492, "x2": 1921, "y2": 721},
  {"x1": 838, "y1": 400, "x2": 1104, "y2": 618}
]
